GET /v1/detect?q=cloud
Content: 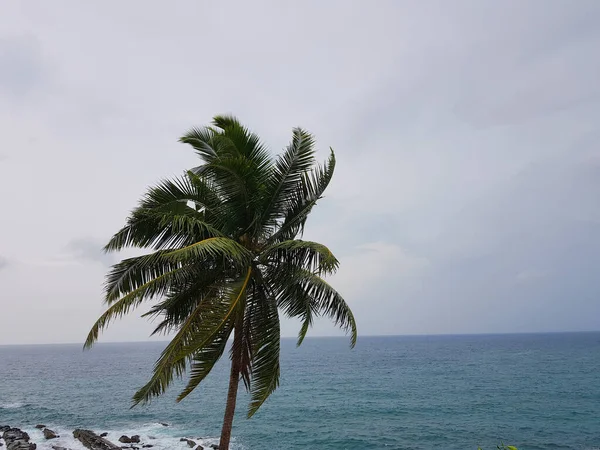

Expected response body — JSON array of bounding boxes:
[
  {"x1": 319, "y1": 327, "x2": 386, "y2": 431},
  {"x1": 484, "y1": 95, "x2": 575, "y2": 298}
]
[
  {"x1": 65, "y1": 238, "x2": 114, "y2": 267},
  {"x1": 0, "y1": 256, "x2": 9, "y2": 271},
  {"x1": 0, "y1": 34, "x2": 45, "y2": 99},
  {"x1": 2, "y1": 1, "x2": 600, "y2": 344}
]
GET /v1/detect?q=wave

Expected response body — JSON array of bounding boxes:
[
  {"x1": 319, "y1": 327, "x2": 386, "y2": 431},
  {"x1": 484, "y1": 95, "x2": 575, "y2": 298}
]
[
  {"x1": 0, "y1": 402, "x2": 26, "y2": 409},
  {"x1": 1, "y1": 424, "x2": 244, "y2": 450}
]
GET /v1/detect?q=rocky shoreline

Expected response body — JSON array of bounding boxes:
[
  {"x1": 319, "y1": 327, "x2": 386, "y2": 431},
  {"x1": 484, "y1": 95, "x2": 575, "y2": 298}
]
[{"x1": 0, "y1": 426, "x2": 219, "y2": 450}]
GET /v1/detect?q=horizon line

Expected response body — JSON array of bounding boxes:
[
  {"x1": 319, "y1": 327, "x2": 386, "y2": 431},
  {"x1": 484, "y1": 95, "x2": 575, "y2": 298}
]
[{"x1": 1, "y1": 329, "x2": 599, "y2": 347}]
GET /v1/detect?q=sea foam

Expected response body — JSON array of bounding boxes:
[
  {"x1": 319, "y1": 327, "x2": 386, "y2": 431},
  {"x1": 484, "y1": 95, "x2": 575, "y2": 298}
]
[{"x1": 15, "y1": 424, "x2": 243, "y2": 450}]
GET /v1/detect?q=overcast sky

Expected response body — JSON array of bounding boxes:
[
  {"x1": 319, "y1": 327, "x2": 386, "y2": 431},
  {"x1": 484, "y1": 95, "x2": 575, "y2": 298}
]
[{"x1": 1, "y1": 1, "x2": 600, "y2": 345}]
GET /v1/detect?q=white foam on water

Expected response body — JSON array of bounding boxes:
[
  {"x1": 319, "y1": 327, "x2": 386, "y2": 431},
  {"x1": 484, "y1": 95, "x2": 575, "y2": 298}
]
[
  {"x1": 21, "y1": 424, "x2": 245, "y2": 450},
  {"x1": 0, "y1": 401, "x2": 25, "y2": 409}
]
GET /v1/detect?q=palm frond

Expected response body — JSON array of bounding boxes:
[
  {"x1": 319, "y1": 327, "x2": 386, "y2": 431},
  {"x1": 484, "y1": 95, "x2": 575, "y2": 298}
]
[
  {"x1": 174, "y1": 322, "x2": 233, "y2": 402},
  {"x1": 164, "y1": 237, "x2": 252, "y2": 267},
  {"x1": 105, "y1": 176, "x2": 223, "y2": 252},
  {"x1": 271, "y1": 267, "x2": 357, "y2": 348},
  {"x1": 179, "y1": 126, "x2": 220, "y2": 164},
  {"x1": 247, "y1": 269, "x2": 280, "y2": 417},
  {"x1": 85, "y1": 263, "x2": 192, "y2": 348},
  {"x1": 260, "y1": 239, "x2": 339, "y2": 275},
  {"x1": 131, "y1": 268, "x2": 252, "y2": 406},
  {"x1": 211, "y1": 115, "x2": 272, "y2": 172},
  {"x1": 175, "y1": 268, "x2": 254, "y2": 402},
  {"x1": 104, "y1": 251, "x2": 186, "y2": 304},
  {"x1": 257, "y1": 128, "x2": 316, "y2": 237},
  {"x1": 143, "y1": 267, "x2": 230, "y2": 334},
  {"x1": 268, "y1": 150, "x2": 335, "y2": 243}
]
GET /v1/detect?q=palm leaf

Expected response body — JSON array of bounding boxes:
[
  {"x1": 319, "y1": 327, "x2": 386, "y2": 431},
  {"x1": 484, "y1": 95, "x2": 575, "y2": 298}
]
[
  {"x1": 247, "y1": 268, "x2": 280, "y2": 417},
  {"x1": 132, "y1": 268, "x2": 253, "y2": 405},
  {"x1": 105, "y1": 176, "x2": 223, "y2": 252},
  {"x1": 164, "y1": 236, "x2": 253, "y2": 267},
  {"x1": 260, "y1": 239, "x2": 339, "y2": 275},
  {"x1": 85, "y1": 263, "x2": 193, "y2": 348},
  {"x1": 175, "y1": 267, "x2": 254, "y2": 402},
  {"x1": 104, "y1": 251, "x2": 188, "y2": 304},
  {"x1": 257, "y1": 128, "x2": 316, "y2": 237},
  {"x1": 268, "y1": 150, "x2": 335, "y2": 243},
  {"x1": 271, "y1": 267, "x2": 357, "y2": 348}
]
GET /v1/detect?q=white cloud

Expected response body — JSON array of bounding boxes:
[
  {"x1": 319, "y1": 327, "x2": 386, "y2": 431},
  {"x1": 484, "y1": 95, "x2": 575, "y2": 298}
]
[{"x1": 1, "y1": 0, "x2": 600, "y2": 343}]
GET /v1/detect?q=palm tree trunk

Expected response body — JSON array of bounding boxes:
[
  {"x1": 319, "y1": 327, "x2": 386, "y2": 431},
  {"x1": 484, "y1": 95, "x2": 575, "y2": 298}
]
[{"x1": 219, "y1": 324, "x2": 242, "y2": 449}]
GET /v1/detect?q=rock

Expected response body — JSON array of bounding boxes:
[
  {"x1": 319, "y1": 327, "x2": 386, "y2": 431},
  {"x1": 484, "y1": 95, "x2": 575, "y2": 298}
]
[
  {"x1": 210, "y1": 445, "x2": 219, "y2": 450},
  {"x1": 43, "y1": 429, "x2": 58, "y2": 440},
  {"x1": 118, "y1": 436, "x2": 132, "y2": 444},
  {"x1": 179, "y1": 438, "x2": 187, "y2": 442},
  {"x1": 159, "y1": 423, "x2": 169, "y2": 427},
  {"x1": 142, "y1": 446, "x2": 154, "y2": 448},
  {"x1": 130, "y1": 436, "x2": 140, "y2": 444},
  {"x1": 51, "y1": 447, "x2": 71, "y2": 450},
  {"x1": 1, "y1": 427, "x2": 36, "y2": 450},
  {"x1": 100, "y1": 433, "x2": 108, "y2": 437},
  {"x1": 73, "y1": 429, "x2": 120, "y2": 450},
  {"x1": 196, "y1": 446, "x2": 204, "y2": 450},
  {"x1": 186, "y1": 440, "x2": 196, "y2": 448},
  {"x1": 34, "y1": 426, "x2": 45, "y2": 430},
  {"x1": 0, "y1": 425, "x2": 10, "y2": 432},
  {"x1": 148, "y1": 437, "x2": 156, "y2": 440}
]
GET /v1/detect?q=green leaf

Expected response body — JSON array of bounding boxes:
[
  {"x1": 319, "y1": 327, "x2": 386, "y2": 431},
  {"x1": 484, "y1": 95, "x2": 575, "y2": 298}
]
[
  {"x1": 271, "y1": 267, "x2": 357, "y2": 348},
  {"x1": 247, "y1": 270, "x2": 280, "y2": 417},
  {"x1": 165, "y1": 237, "x2": 253, "y2": 266},
  {"x1": 104, "y1": 175, "x2": 223, "y2": 252},
  {"x1": 260, "y1": 239, "x2": 339, "y2": 275},
  {"x1": 175, "y1": 267, "x2": 254, "y2": 402},
  {"x1": 267, "y1": 150, "x2": 335, "y2": 243},
  {"x1": 132, "y1": 268, "x2": 252, "y2": 405}
]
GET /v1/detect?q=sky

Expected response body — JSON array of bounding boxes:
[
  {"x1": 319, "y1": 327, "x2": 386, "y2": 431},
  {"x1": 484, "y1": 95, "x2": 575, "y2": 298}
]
[{"x1": 1, "y1": 1, "x2": 600, "y2": 345}]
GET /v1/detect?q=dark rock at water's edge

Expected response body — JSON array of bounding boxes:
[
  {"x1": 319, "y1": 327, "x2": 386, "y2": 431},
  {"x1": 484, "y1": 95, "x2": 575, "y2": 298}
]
[
  {"x1": 1, "y1": 427, "x2": 37, "y2": 450},
  {"x1": 0, "y1": 426, "x2": 10, "y2": 433},
  {"x1": 73, "y1": 429, "x2": 120, "y2": 450},
  {"x1": 34, "y1": 426, "x2": 45, "y2": 430},
  {"x1": 209, "y1": 445, "x2": 219, "y2": 450},
  {"x1": 159, "y1": 423, "x2": 169, "y2": 427},
  {"x1": 118, "y1": 435, "x2": 140, "y2": 444},
  {"x1": 43, "y1": 429, "x2": 58, "y2": 440},
  {"x1": 51, "y1": 446, "x2": 72, "y2": 450},
  {"x1": 142, "y1": 446, "x2": 154, "y2": 448},
  {"x1": 100, "y1": 433, "x2": 108, "y2": 438}
]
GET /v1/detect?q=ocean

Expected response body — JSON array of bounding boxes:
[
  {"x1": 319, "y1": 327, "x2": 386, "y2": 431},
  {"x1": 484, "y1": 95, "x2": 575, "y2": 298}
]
[{"x1": 1, "y1": 333, "x2": 599, "y2": 450}]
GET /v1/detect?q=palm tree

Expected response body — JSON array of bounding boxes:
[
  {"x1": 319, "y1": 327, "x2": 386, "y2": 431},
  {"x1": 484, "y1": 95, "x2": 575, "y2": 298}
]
[{"x1": 84, "y1": 116, "x2": 357, "y2": 449}]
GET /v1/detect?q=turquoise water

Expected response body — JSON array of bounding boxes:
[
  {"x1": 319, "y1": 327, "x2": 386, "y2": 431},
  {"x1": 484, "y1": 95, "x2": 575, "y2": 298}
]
[{"x1": 1, "y1": 333, "x2": 599, "y2": 449}]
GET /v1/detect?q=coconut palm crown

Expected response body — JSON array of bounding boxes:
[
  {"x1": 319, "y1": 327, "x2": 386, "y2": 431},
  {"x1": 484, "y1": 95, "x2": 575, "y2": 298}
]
[{"x1": 84, "y1": 115, "x2": 357, "y2": 449}]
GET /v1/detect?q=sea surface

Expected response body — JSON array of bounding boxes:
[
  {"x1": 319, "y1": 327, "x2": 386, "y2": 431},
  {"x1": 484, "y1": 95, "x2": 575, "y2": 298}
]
[{"x1": 1, "y1": 333, "x2": 599, "y2": 450}]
